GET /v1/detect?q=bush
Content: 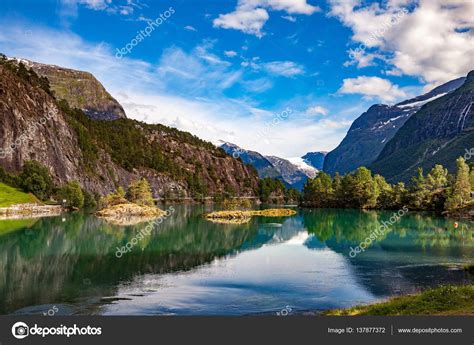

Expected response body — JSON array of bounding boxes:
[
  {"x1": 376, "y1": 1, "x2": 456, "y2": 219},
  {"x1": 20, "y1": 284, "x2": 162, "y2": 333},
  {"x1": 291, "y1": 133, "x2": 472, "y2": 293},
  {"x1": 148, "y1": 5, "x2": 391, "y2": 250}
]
[
  {"x1": 56, "y1": 181, "x2": 84, "y2": 209},
  {"x1": 18, "y1": 161, "x2": 53, "y2": 200}
]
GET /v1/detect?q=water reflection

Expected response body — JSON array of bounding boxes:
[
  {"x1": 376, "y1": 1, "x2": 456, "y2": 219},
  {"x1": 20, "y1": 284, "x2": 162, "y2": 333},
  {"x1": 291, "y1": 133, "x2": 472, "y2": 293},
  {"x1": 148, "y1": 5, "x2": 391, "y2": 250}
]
[{"x1": 0, "y1": 206, "x2": 472, "y2": 315}]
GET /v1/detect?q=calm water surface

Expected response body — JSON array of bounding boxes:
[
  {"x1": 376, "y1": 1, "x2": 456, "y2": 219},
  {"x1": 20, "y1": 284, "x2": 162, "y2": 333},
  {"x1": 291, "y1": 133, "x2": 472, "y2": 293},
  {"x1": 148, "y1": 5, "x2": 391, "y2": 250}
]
[{"x1": 0, "y1": 206, "x2": 472, "y2": 315}]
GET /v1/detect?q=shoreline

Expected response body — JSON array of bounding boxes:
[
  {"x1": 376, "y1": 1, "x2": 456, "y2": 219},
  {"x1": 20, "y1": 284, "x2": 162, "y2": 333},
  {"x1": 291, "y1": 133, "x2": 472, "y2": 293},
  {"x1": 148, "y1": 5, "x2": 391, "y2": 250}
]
[{"x1": 0, "y1": 203, "x2": 64, "y2": 220}]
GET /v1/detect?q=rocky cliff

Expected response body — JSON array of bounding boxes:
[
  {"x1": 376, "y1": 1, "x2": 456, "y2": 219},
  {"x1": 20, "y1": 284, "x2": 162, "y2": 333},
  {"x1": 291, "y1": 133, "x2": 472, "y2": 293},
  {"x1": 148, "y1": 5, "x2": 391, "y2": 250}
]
[
  {"x1": 0, "y1": 58, "x2": 258, "y2": 198},
  {"x1": 11, "y1": 58, "x2": 127, "y2": 120}
]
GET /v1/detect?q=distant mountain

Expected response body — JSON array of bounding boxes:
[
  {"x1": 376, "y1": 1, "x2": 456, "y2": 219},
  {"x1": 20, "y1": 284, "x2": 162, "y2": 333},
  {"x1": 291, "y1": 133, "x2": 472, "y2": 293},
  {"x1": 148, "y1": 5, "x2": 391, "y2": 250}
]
[
  {"x1": 10, "y1": 57, "x2": 127, "y2": 120},
  {"x1": 371, "y1": 70, "x2": 474, "y2": 182},
  {"x1": 323, "y1": 76, "x2": 466, "y2": 175},
  {"x1": 219, "y1": 142, "x2": 280, "y2": 179},
  {"x1": 219, "y1": 142, "x2": 318, "y2": 190},
  {"x1": 266, "y1": 156, "x2": 317, "y2": 190},
  {"x1": 302, "y1": 151, "x2": 327, "y2": 170}
]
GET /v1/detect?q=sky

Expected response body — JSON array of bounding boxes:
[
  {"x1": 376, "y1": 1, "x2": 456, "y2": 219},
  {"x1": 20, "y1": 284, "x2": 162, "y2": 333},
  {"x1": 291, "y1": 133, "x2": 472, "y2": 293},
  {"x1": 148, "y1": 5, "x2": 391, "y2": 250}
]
[{"x1": 0, "y1": 0, "x2": 472, "y2": 158}]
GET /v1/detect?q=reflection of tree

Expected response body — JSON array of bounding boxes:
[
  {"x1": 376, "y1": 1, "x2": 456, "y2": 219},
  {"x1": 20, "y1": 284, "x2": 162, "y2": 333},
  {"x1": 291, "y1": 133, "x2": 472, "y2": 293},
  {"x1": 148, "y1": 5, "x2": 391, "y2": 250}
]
[
  {"x1": 300, "y1": 209, "x2": 474, "y2": 298},
  {"x1": 0, "y1": 207, "x2": 258, "y2": 314},
  {"x1": 302, "y1": 209, "x2": 473, "y2": 248}
]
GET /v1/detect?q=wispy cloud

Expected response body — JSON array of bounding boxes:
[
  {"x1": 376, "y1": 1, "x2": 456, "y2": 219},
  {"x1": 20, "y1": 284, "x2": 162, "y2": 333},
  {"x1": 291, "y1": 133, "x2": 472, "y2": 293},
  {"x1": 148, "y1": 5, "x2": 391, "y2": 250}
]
[{"x1": 0, "y1": 21, "x2": 350, "y2": 157}]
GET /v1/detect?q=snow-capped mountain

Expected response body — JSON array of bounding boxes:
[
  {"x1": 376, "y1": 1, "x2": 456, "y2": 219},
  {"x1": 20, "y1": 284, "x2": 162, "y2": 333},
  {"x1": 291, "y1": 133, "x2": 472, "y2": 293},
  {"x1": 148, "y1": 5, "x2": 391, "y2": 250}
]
[
  {"x1": 219, "y1": 141, "x2": 318, "y2": 190},
  {"x1": 323, "y1": 75, "x2": 466, "y2": 175}
]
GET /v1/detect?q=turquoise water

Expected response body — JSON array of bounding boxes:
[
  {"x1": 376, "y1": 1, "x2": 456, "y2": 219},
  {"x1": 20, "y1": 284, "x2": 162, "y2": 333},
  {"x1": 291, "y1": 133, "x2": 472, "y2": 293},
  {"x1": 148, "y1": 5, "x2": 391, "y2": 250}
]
[{"x1": 0, "y1": 206, "x2": 472, "y2": 315}]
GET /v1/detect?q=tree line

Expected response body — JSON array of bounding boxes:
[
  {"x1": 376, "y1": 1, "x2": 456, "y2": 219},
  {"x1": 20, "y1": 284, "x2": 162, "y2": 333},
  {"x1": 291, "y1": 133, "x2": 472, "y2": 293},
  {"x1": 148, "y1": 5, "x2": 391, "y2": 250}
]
[{"x1": 302, "y1": 157, "x2": 474, "y2": 213}]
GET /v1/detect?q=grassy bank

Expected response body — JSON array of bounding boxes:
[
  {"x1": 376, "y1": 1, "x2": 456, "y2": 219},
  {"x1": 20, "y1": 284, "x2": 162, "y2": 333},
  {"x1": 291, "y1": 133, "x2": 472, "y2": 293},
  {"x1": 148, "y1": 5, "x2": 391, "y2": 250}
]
[
  {"x1": 324, "y1": 285, "x2": 474, "y2": 316},
  {"x1": 0, "y1": 182, "x2": 40, "y2": 207}
]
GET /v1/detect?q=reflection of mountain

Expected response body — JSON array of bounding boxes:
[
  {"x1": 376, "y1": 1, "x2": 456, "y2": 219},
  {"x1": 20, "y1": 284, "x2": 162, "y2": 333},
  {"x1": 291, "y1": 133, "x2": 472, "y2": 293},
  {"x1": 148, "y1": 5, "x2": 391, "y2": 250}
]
[
  {"x1": 1, "y1": 207, "x2": 472, "y2": 314},
  {"x1": 0, "y1": 207, "x2": 262, "y2": 314}
]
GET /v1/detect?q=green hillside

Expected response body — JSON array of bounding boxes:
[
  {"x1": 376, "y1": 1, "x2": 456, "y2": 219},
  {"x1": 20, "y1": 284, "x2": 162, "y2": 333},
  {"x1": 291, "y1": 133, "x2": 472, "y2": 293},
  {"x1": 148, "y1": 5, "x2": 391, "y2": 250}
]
[{"x1": 0, "y1": 182, "x2": 40, "y2": 207}]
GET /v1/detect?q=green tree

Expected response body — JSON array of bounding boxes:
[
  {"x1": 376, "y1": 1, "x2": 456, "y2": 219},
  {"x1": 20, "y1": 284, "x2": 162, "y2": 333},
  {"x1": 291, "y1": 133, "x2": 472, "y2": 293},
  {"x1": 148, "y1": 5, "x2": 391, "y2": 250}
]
[
  {"x1": 102, "y1": 186, "x2": 127, "y2": 207},
  {"x1": 391, "y1": 182, "x2": 408, "y2": 208},
  {"x1": 425, "y1": 164, "x2": 449, "y2": 211},
  {"x1": 18, "y1": 161, "x2": 53, "y2": 200},
  {"x1": 259, "y1": 177, "x2": 285, "y2": 203},
  {"x1": 409, "y1": 168, "x2": 428, "y2": 209},
  {"x1": 444, "y1": 157, "x2": 471, "y2": 211},
  {"x1": 56, "y1": 181, "x2": 84, "y2": 209},
  {"x1": 351, "y1": 167, "x2": 377, "y2": 209},
  {"x1": 374, "y1": 174, "x2": 393, "y2": 208},
  {"x1": 128, "y1": 178, "x2": 154, "y2": 206},
  {"x1": 303, "y1": 172, "x2": 333, "y2": 207}
]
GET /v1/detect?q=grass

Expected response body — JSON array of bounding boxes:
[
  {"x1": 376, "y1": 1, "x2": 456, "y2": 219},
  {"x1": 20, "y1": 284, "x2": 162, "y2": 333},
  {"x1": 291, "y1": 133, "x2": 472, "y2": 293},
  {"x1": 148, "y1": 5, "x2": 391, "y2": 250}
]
[
  {"x1": 324, "y1": 285, "x2": 474, "y2": 316},
  {"x1": 0, "y1": 182, "x2": 40, "y2": 207}
]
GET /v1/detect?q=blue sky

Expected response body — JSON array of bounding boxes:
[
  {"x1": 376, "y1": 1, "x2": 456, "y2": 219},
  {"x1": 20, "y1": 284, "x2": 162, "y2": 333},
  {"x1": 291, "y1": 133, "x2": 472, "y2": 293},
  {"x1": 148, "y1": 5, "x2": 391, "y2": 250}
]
[{"x1": 0, "y1": 0, "x2": 472, "y2": 158}]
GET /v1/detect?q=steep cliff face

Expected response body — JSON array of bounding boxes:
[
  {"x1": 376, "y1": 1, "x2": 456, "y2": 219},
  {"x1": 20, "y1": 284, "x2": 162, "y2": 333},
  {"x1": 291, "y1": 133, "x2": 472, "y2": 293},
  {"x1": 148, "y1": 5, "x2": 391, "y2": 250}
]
[
  {"x1": 0, "y1": 63, "x2": 258, "y2": 198},
  {"x1": 371, "y1": 71, "x2": 474, "y2": 182},
  {"x1": 323, "y1": 76, "x2": 466, "y2": 175},
  {"x1": 12, "y1": 58, "x2": 127, "y2": 120}
]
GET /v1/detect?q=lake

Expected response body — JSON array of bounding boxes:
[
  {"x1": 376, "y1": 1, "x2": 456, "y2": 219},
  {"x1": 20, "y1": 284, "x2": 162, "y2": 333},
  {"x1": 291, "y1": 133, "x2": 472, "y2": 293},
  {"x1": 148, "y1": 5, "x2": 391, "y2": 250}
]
[{"x1": 0, "y1": 206, "x2": 473, "y2": 315}]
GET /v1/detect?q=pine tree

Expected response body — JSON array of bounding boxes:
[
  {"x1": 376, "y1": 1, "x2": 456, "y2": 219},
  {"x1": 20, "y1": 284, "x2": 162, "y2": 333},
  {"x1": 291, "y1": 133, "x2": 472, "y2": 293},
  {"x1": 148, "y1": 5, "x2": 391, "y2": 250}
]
[
  {"x1": 409, "y1": 168, "x2": 428, "y2": 209},
  {"x1": 444, "y1": 157, "x2": 471, "y2": 211}
]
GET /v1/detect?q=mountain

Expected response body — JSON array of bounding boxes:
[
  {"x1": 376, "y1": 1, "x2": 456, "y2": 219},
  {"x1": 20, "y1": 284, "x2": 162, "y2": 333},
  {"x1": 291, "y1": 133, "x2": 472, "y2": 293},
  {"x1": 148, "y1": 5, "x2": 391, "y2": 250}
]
[
  {"x1": 219, "y1": 141, "x2": 280, "y2": 179},
  {"x1": 10, "y1": 57, "x2": 127, "y2": 120},
  {"x1": 0, "y1": 55, "x2": 258, "y2": 197},
  {"x1": 266, "y1": 156, "x2": 317, "y2": 190},
  {"x1": 219, "y1": 142, "x2": 318, "y2": 190},
  {"x1": 302, "y1": 151, "x2": 327, "y2": 170},
  {"x1": 323, "y1": 76, "x2": 466, "y2": 175},
  {"x1": 371, "y1": 70, "x2": 474, "y2": 182}
]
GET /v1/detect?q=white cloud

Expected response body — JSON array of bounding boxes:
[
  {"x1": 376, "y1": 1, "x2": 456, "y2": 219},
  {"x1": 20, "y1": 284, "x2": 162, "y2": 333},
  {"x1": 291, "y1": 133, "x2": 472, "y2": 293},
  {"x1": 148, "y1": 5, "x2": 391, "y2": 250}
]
[
  {"x1": 344, "y1": 49, "x2": 384, "y2": 68},
  {"x1": 305, "y1": 105, "x2": 329, "y2": 116},
  {"x1": 338, "y1": 76, "x2": 406, "y2": 102},
  {"x1": 213, "y1": 0, "x2": 319, "y2": 37},
  {"x1": 282, "y1": 15, "x2": 296, "y2": 22},
  {"x1": 0, "y1": 21, "x2": 350, "y2": 157},
  {"x1": 184, "y1": 25, "x2": 197, "y2": 32},
  {"x1": 213, "y1": 7, "x2": 269, "y2": 38},
  {"x1": 263, "y1": 60, "x2": 304, "y2": 77},
  {"x1": 329, "y1": 0, "x2": 474, "y2": 86},
  {"x1": 224, "y1": 50, "x2": 238, "y2": 57}
]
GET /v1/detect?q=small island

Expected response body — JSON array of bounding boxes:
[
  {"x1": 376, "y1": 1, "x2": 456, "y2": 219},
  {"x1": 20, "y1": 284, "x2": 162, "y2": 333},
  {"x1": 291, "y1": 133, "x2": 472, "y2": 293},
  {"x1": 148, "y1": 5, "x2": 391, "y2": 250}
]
[
  {"x1": 206, "y1": 201, "x2": 296, "y2": 224},
  {"x1": 95, "y1": 179, "x2": 165, "y2": 226}
]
